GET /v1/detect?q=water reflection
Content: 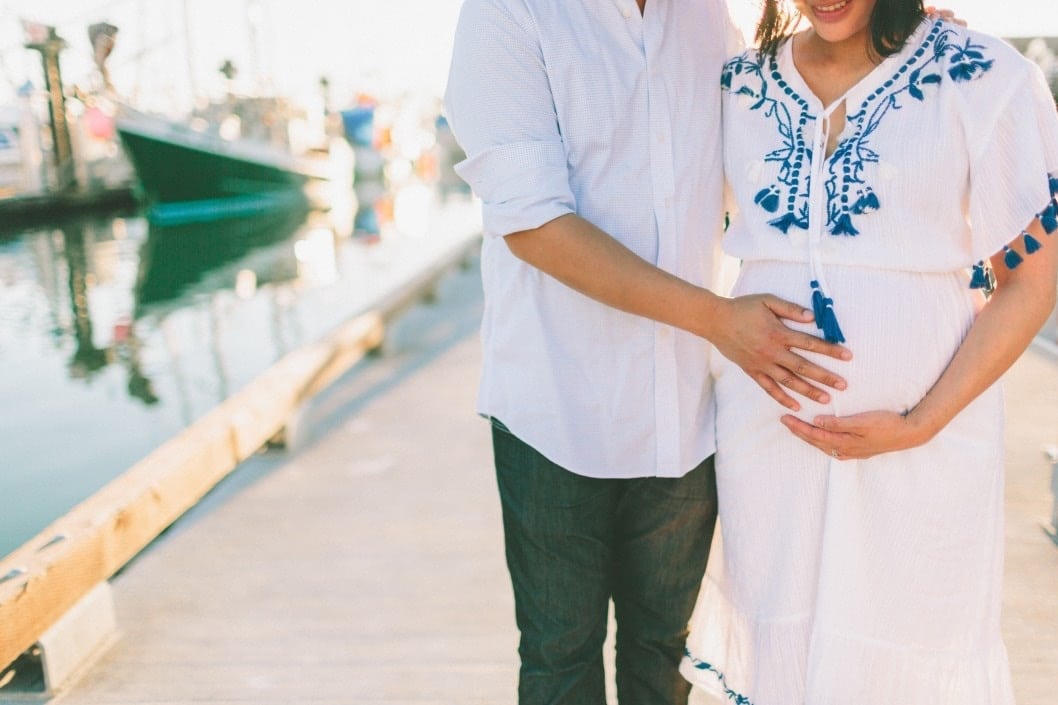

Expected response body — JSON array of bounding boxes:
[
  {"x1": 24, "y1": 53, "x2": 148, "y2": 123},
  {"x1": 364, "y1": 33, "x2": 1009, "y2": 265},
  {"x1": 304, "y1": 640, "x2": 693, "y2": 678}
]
[
  {"x1": 0, "y1": 167, "x2": 480, "y2": 559},
  {"x1": 135, "y1": 207, "x2": 308, "y2": 308},
  {"x1": 63, "y1": 223, "x2": 110, "y2": 380},
  {"x1": 353, "y1": 179, "x2": 388, "y2": 239}
]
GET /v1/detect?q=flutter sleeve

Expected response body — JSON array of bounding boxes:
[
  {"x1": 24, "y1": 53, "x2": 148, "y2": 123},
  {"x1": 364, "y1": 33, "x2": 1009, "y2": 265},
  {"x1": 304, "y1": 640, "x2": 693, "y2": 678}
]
[{"x1": 967, "y1": 60, "x2": 1058, "y2": 272}]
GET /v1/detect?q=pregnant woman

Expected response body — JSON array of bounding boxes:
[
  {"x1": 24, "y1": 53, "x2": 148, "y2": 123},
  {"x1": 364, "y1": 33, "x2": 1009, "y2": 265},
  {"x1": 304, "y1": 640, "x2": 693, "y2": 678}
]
[{"x1": 681, "y1": 0, "x2": 1058, "y2": 703}]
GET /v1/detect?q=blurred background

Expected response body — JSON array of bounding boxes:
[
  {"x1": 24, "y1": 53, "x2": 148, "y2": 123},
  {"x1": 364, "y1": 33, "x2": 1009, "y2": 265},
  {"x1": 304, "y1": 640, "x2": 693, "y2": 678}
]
[{"x1": 0, "y1": 0, "x2": 1055, "y2": 560}]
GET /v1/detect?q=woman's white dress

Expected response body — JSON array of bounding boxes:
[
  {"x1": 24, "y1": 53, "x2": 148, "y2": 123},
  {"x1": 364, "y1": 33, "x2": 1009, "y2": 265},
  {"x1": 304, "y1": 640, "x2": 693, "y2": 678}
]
[{"x1": 680, "y1": 20, "x2": 1058, "y2": 705}]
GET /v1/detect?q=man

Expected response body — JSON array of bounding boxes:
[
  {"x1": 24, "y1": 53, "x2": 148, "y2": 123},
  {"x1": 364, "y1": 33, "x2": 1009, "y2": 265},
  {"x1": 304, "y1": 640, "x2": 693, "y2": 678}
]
[{"x1": 443, "y1": 1, "x2": 849, "y2": 703}]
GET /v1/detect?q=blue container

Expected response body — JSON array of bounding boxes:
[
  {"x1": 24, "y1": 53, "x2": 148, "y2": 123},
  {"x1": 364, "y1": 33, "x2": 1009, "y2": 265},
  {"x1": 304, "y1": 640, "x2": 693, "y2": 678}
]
[{"x1": 341, "y1": 107, "x2": 375, "y2": 148}]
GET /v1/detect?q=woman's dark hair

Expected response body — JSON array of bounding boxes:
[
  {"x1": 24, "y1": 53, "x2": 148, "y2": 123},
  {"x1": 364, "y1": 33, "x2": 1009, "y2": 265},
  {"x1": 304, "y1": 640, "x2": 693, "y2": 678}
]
[{"x1": 756, "y1": 0, "x2": 926, "y2": 58}]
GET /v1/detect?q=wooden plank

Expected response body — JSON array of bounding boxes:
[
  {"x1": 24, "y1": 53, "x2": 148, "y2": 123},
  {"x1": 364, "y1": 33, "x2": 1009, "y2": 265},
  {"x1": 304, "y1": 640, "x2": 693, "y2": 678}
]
[{"x1": 294, "y1": 313, "x2": 385, "y2": 404}]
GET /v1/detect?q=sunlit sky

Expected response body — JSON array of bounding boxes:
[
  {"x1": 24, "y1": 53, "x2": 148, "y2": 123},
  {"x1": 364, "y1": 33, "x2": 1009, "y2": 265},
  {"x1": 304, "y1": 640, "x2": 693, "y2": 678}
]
[{"x1": 0, "y1": 0, "x2": 1055, "y2": 113}]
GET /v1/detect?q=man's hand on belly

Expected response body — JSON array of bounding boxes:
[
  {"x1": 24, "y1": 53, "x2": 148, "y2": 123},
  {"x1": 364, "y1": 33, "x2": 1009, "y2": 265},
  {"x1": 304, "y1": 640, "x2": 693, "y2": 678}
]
[{"x1": 707, "y1": 294, "x2": 852, "y2": 412}]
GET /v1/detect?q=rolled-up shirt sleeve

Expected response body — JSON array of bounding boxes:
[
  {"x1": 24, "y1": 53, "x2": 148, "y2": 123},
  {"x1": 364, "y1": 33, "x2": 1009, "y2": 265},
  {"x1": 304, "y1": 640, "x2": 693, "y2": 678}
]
[{"x1": 443, "y1": 0, "x2": 575, "y2": 238}]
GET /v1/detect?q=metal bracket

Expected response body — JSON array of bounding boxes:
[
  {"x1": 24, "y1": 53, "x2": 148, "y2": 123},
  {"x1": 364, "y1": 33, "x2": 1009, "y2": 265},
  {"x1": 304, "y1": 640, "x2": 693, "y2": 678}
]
[
  {"x1": 0, "y1": 582, "x2": 117, "y2": 701},
  {"x1": 1045, "y1": 445, "x2": 1058, "y2": 547}
]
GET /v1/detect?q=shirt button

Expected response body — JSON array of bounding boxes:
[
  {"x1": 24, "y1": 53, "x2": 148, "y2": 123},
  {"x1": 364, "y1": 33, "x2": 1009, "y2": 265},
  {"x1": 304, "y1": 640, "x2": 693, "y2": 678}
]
[
  {"x1": 622, "y1": 7, "x2": 632, "y2": 18},
  {"x1": 664, "y1": 196, "x2": 673, "y2": 208},
  {"x1": 657, "y1": 132, "x2": 667, "y2": 144}
]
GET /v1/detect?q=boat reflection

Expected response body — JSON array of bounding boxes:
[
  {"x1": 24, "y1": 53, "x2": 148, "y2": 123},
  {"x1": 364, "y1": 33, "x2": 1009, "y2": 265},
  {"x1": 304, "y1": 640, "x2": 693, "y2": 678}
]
[
  {"x1": 23, "y1": 175, "x2": 451, "y2": 415},
  {"x1": 62, "y1": 220, "x2": 158, "y2": 406},
  {"x1": 4, "y1": 201, "x2": 331, "y2": 423},
  {"x1": 135, "y1": 206, "x2": 308, "y2": 309}
]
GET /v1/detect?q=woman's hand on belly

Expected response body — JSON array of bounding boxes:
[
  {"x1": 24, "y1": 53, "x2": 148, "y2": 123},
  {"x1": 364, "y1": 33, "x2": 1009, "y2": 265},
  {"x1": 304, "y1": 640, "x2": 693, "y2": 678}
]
[{"x1": 779, "y1": 410, "x2": 932, "y2": 461}]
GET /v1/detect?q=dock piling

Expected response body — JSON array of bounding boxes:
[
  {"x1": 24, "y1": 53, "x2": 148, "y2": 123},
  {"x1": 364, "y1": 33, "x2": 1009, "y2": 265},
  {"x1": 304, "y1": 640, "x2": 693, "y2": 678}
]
[
  {"x1": 24, "y1": 25, "x2": 75, "y2": 192},
  {"x1": 1045, "y1": 445, "x2": 1058, "y2": 546}
]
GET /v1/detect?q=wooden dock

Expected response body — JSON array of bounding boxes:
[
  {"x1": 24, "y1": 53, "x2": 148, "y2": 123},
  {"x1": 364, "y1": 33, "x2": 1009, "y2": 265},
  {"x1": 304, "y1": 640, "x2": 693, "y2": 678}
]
[
  {"x1": 3, "y1": 261, "x2": 1058, "y2": 704},
  {"x1": 0, "y1": 187, "x2": 137, "y2": 232}
]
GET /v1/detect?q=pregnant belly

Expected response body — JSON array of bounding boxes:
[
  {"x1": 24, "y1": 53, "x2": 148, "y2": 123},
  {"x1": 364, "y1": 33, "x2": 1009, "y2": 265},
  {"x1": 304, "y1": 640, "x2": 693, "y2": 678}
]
[{"x1": 721, "y1": 261, "x2": 980, "y2": 420}]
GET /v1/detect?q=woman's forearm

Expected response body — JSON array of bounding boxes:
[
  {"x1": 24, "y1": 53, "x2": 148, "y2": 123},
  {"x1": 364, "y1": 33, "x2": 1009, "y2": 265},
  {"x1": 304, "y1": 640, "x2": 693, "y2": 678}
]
[
  {"x1": 781, "y1": 219, "x2": 1058, "y2": 460},
  {"x1": 907, "y1": 252, "x2": 1057, "y2": 442}
]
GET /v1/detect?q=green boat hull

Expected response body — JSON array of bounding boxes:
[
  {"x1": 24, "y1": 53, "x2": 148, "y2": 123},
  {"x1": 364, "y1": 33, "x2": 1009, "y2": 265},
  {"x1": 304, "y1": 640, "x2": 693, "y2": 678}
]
[{"x1": 116, "y1": 116, "x2": 325, "y2": 220}]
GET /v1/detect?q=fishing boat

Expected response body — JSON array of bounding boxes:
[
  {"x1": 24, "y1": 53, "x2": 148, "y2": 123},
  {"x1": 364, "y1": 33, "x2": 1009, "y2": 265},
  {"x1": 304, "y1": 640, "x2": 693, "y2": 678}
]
[
  {"x1": 0, "y1": 117, "x2": 21, "y2": 198},
  {"x1": 116, "y1": 107, "x2": 330, "y2": 225}
]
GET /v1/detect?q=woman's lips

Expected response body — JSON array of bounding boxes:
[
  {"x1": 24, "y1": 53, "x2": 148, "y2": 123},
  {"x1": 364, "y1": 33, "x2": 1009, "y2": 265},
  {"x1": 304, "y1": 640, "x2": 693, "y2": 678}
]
[{"x1": 812, "y1": 0, "x2": 853, "y2": 22}]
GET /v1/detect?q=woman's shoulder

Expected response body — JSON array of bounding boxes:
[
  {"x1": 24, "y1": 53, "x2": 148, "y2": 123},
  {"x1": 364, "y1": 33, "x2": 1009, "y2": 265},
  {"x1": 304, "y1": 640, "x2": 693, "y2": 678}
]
[
  {"x1": 723, "y1": 46, "x2": 765, "y2": 69},
  {"x1": 916, "y1": 22, "x2": 1053, "y2": 149},
  {"x1": 923, "y1": 21, "x2": 1037, "y2": 89},
  {"x1": 934, "y1": 23, "x2": 1025, "y2": 61},
  {"x1": 721, "y1": 46, "x2": 773, "y2": 95}
]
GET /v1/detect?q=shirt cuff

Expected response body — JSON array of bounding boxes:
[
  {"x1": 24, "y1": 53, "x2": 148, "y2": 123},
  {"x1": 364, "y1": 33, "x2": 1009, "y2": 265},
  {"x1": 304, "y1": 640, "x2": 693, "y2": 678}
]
[{"x1": 455, "y1": 140, "x2": 576, "y2": 237}]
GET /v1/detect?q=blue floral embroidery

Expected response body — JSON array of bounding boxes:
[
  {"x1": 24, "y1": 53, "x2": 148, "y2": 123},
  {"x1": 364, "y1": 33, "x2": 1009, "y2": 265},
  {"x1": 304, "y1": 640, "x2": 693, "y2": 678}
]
[
  {"x1": 945, "y1": 37, "x2": 995, "y2": 81},
  {"x1": 723, "y1": 21, "x2": 995, "y2": 237},
  {"x1": 683, "y1": 649, "x2": 755, "y2": 705},
  {"x1": 722, "y1": 54, "x2": 811, "y2": 233}
]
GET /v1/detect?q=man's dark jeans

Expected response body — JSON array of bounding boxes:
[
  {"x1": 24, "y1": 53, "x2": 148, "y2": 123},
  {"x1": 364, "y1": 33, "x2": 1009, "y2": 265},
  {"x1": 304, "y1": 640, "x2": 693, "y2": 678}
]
[{"x1": 492, "y1": 422, "x2": 718, "y2": 705}]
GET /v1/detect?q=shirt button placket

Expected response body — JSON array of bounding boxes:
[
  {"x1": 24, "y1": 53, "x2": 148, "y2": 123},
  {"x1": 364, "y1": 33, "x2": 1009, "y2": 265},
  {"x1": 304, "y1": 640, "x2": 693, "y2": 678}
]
[{"x1": 643, "y1": 16, "x2": 680, "y2": 476}]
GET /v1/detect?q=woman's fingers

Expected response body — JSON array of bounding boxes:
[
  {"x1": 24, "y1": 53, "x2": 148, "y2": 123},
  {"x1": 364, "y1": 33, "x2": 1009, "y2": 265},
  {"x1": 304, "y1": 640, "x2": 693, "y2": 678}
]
[
  {"x1": 781, "y1": 414, "x2": 858, "y2": 457},
  {"x1": 812, "y1": 414, "x2": 850, "y2": 432},
  {"x1": 782, "y1": 411, "x2": 919, "y2": 460},
  {"x1": 781, "y1": 414, "x2": 834, "y2": 444}
]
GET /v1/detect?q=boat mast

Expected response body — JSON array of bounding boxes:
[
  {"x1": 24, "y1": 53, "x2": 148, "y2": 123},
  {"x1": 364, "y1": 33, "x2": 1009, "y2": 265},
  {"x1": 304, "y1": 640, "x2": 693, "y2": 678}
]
[
  {"x1": 182, "y1": 0, "x2": 199, "y2": 100},
  {"x1": 245, "y1": 0, "x2": 264, "y2": 93}
]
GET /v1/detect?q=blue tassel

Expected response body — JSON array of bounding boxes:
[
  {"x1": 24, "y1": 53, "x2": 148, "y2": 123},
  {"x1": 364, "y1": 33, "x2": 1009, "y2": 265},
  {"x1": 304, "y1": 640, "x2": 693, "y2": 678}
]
[
  {"x1": 1023, "y1": 232, "x2": 1042, "y2": 254},
  {"x1": 1003, "y1": 245, "x2": 1023, "y2": 269},
  {"x1": 969, "y1": 261, "x2": 990, "y2": 288},
  {"x1": 851, "y1": 188, "x2": 881, "y2": 215},
  {"x1": 819, "y1": 299, "x2": 846, "y2": 343},
  {"x1": 769, "y1": 212, "x2": 803, "y2": 234},
  {"x1": 830, "y1": 212, "x2": 859, "y2": 236},
  {"x1": 1049, "y1": 174, "x2": 1058, "y2": 197},
  {"x1": 1040, "y1": 199, "x2": 1058, "y2": 234},
  {"x1": 754, "y1": 187, "x2": 780, "y2": 213},
  {"x1": 810, "y1": 280, "x2": 825, "y2": 324},
  {"x1": 809, "y1": 281, "x2": 845, "y2": 342}
]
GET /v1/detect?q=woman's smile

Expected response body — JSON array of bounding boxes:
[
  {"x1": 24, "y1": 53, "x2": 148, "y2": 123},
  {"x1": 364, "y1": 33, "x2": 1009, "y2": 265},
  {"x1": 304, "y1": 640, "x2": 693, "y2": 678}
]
[
  {"x1": 811, "y1": 0, "x2": 854, "y2": 21},
  {"x1": 794, "y1": 0, "x2": 877, "y2": 47}
]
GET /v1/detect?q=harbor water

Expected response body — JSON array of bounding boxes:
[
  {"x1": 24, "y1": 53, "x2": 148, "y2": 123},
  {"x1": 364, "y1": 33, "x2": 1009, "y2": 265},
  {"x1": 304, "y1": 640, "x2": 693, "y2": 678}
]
[{"x1": 0, "y1": 180, "x2": 479, "y2": 559}]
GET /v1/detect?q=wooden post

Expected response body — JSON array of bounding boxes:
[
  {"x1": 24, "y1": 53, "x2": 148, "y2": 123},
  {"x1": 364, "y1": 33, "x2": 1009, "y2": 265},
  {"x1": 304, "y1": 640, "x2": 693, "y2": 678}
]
[{"x1": 25, "y1": 25, "x2": 76, "y2": 191}]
